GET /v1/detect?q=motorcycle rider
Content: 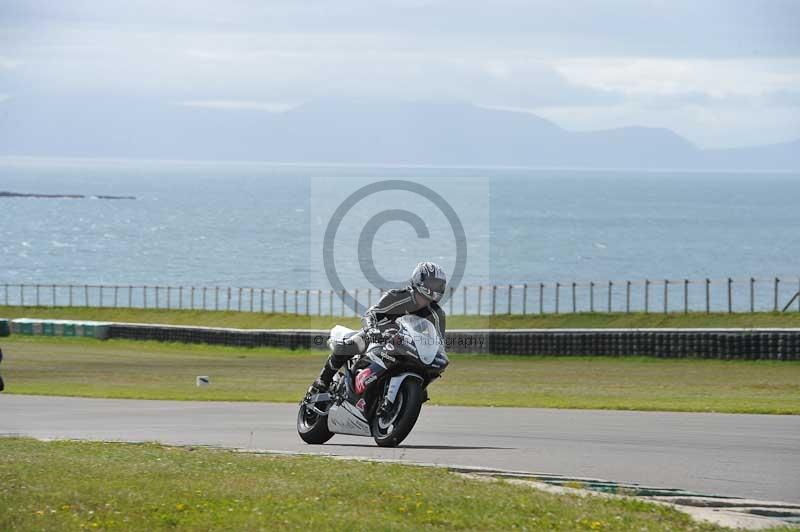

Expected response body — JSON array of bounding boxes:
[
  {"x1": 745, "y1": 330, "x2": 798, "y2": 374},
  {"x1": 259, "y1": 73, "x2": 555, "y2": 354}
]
[{"x1": 311, "y1": 261, "x2": 447, "y2": 392}]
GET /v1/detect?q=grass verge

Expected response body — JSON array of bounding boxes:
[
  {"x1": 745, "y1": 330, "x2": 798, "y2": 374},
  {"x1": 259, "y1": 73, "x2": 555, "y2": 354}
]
[
  {"x1": 2, "y1": 305, "x2": 800, "y2": 329},
  {"x1": 0, "y1": 437, "x2": 741, "y2": 531},
  {"x1": 2, "y1": 336, "x2": 799, "y2": 413}
]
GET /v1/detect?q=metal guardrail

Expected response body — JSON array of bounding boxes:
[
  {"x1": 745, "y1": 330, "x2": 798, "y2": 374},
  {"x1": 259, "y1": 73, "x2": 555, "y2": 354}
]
[
  {"x1": 1, "y1": 276, "x2": 799, "y2": 316},
  {"x1": 7, "y1": 319, "x2": 796, "y2": 359}
]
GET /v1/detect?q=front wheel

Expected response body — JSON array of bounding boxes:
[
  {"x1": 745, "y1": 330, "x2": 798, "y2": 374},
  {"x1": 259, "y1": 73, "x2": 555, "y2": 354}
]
[
  {"x1": 372, "y1": 378, "x2": 423, "y2": 447},
  {"x1": 297, "y1": 402, "x2": 333, "y2": 444}
]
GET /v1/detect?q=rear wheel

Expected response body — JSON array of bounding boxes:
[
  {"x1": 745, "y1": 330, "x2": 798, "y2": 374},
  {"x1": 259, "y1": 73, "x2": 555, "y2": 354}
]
[
  {"x1": 372, "y1": 378, "x2": 423, "y2": 447},
  {"x1": 297, "y1": 402, "x2": 333, "y2": 444}
]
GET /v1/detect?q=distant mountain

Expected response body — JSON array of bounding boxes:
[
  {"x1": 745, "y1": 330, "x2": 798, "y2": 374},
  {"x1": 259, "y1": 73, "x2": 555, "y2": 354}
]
[
  {"x1": 703, "y1": 139, "x2": 800, "y2": 171},
  {"x1": 1, "y1": 94, "x2": 797, "y2": 170}
]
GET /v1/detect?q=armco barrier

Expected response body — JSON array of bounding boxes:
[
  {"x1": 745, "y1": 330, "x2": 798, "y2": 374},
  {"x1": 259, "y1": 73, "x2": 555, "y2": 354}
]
[
  {"x1": 5, "y1": 319, "x2": 798, "y2": 359},
  {"x1": 10, "y1": 318, "x2": 111, "y2": 339},
  {"x1": 100, "y1": 323, "x2": 800, "y2": 360},
  {"x1": 108, "y1": 323, "x2": 326, "y2": 350}
]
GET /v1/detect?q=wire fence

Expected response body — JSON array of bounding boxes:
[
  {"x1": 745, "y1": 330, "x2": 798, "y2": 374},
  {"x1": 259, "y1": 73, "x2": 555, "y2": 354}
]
[{"x1": 2, "y1": 276, "x2": 800, "y2": 316}]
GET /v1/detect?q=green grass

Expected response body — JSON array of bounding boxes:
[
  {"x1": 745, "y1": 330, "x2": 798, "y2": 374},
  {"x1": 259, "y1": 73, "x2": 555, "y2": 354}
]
[
  {"x1": 0, "y1": 437, "x2": 739, "y2": 531},
  {"x1": 2, "y1": 305, "x2": 800, "y2": 329},
  {"x1": 3, "y1": 336, "x2": 799, "y2": 414}
]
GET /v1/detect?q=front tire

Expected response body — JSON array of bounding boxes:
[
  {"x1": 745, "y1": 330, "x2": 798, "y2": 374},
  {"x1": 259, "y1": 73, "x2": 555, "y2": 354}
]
[
  {"x1": 372, "y1": 378, "x2": 423, "y2": 447},
  {"x1": 297, "y1": 403, "x2": 333, "y2": 444}
]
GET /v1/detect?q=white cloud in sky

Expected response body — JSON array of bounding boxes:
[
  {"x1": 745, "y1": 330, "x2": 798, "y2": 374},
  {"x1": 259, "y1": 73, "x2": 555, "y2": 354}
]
[
  {"x1": 0, "y1": 56, "x2": 23, "y2": 69},
  {"x1": 178, "y1": 100, "x2": 297, "y2": 112},
  {"x1": 1, "y1": 1, "x2": 799, "y2": 149},
  {"x1": 555, "y1": 58, "x2": 800, "y2": 98}
]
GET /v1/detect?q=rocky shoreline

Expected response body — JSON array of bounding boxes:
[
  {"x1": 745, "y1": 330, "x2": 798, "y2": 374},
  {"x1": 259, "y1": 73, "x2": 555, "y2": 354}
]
[{"x1": 0, "y1": 191, "x2": 136, "y2": 200}]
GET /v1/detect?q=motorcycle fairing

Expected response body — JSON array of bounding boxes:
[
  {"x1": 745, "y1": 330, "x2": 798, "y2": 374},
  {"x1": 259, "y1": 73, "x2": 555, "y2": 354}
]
[{"x1": 327, "y1": 401, "x2": 371, "y2": 436}]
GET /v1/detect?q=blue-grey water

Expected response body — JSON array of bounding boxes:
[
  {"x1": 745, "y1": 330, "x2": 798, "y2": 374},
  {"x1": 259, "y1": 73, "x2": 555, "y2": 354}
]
[{"x1": 1, "y1": 158, "x2": 799, "y2": 314}]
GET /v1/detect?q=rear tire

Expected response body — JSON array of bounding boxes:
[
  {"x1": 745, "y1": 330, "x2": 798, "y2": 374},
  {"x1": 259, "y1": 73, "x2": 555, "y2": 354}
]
[
  {"x1": 372, "y1": 378, "x2": 423, "y2": 447},
  {"x1": 297, "y1": 403, "x2": 333, "y2": 444}
]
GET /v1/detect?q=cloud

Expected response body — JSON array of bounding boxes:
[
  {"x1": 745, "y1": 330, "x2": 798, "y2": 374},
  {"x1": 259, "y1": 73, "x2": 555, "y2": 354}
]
[
  {"x1": 177, "y1": 100, "x2": 298, "y2": 112},
  {"x1": 765, "y1": 90, "x2": 800, "y2": 107},
  {"x1": 1, "y1": 1, "x2": 798, "y2": 149},
  {"x1": 6, "y1": 0, "x2": 800, "y2": 58},
  {"x1": 0, "y1": 56, "x2": 23, "y2": 69}
]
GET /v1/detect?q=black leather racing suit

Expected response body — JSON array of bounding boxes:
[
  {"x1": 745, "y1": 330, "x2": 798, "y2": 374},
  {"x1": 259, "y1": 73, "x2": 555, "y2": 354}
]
[{"x1": 318, "y1": 286, "x2": 446, "y2": 382}]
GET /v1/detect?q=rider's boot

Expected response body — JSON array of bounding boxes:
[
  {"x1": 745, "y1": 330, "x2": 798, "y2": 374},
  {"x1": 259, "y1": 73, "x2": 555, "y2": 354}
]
[{"x1": 311, "y1": 363, "x2": 337, "y2": 392}]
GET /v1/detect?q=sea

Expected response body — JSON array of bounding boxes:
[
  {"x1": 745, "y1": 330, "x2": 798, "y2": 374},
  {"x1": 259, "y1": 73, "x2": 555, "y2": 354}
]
[{"x1": 1, "y1": 157, "x2": 799, "y2": 313}]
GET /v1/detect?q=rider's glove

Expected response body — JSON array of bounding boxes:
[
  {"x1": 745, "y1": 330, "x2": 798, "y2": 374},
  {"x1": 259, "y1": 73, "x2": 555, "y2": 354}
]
[{"x1": 364, "y1": 327, "x2": 383, "y2": 344}]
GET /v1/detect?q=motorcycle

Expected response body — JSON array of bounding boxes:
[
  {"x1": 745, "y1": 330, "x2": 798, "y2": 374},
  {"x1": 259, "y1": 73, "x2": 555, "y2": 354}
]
[{"x1": 297, "y1": 314, "x2": 449, "y2": 447}]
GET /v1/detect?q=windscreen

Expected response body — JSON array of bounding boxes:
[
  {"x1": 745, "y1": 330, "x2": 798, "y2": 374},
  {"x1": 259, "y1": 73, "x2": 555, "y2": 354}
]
[{"x1": 397, "y1": 314, "x2": 443, "y2": 365}]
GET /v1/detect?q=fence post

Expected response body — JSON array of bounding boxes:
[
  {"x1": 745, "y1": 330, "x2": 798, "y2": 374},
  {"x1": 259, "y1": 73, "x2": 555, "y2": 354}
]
[
  {"x1": 556, "y1": 283, "x2": 561, "y2": 314},
  {"x1": 100, "y1": 285, "x2": 105, "y2": 308},
  {"x1": 340, "y1": 289, "x2": 345, "y2": 317},
  {"x1": 305, "y1": 289, "x2": 310, "y2": 316},
  {"x1": 129, "y1": 285, "x2": 133, "y2": 308},
  {"x1": 663, "y1": 279, "x2": 669, "y2": 314},
  {"x1": 114, "y1": 285, "x2": 119, "y2": 308},
  {"x1": 539, "y1": 283, "x2": 544, "y2": 314},
  {"x1": 750, "y1": 278, "x2": 755, "y2": 312},
  {"x1": 143, "y1": 286, "x2": 148, "y2": 308},
  {"x1": 261, "y1": 289, "x2": 265, "y2": 313},
  {"x1": 571, "y1": 282, "x2": 576, "y2": 313},
  {"x1": 249, "y1": 288, "x2": 254, "y2": 312},
  {"x1": 167, "y1": 286, "x2": 172, "y2": 309},
  {"x1": 20, "y1": 284, "x2": 24, "y2": 306},
  {"x1": 625, "y1": 281, "x2": 631, "y2": 313},
  {"x1": 36, "y1": 284, "x2": 40, "y2": 306},
  {"x1": 202, "y1": 287, "x2": 207, "y2": 310},
  {"x1": 3, "y1": 283, "x2": 7, "y2": 306},
  {"x1": 85, "y1": 285, "x2": 89, "y2": 307},
  {"x1": 522, "y1": 283, "x2": 528, "y2": 315},
  {"x1": 52, "y1": 284, "x2": 56, "y2": 307},
  {"x1": 227, "y1": 287, "x2": 232, "y2": 311},
  {"x1": 774, "y1": 277, "x2": 779, "y2": 312},
  {"x1": 727, "y1": 278, "x2": 733, "y2": 314},
  {"x1": 684, "y1": 279, "x2": 689, "y2": 314},
  {"x1": 644, "y1": 280, "x2": 650, "y2": 314},
  {"x1": 189, "y1": 287, "x2": 194, "y2": 310},
  {"x1": 352, "y1": 289, "x2": 358, "y2": 317},
  {"x1": 449, "y1": 286, "x2": 455, "y2": 315},
  {"x1": 272, "y1": 289, "x2": 276, "y2": 313},
  {"x1": 156, "y1": 286, "x2": 160, "y2": 308},
  {"x1": 317, "y1": 290, "x2": 321, "y2": 316},
  {"x1": 491, "y1": 285, "x2": 497, "y2": 315},
  {"x1": 705, "y1": 278, "x2": 710, "y2": 313},
  {"x1": 507, "y1": 284, "x2": 512, "y2": 314},
  {"x1": 607, "y1": 281, "x2": 612, "y2": 312},
  {"x1": 237, "y1": 288, "x2": 242, "y2": 311},
  {"x1": 590, "y1": 281, "x2": 595, "y2": 312},
  {"x1": 463, "y1": 285, "x2": 467, "y2": 315},
  {"x1": 477, "y1": 286, "x2": 483, "y2": 316}
]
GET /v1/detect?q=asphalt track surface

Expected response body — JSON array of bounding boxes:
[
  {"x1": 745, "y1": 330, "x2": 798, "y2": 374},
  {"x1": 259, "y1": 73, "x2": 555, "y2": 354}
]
[{"x1": 2, "y1": 395, "x2": 799, "y2": 504}]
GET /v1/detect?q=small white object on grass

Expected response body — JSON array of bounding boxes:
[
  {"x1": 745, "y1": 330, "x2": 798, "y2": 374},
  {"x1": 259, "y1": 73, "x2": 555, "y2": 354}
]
[{"x1": 196, "y1": 376, "x2": 210, "y2": 387}]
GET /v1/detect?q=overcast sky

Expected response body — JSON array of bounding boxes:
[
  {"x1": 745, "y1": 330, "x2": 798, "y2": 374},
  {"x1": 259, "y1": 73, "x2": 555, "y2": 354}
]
[{"x1": 2, "y1": 0, "x2": 799, "y2": 149}]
